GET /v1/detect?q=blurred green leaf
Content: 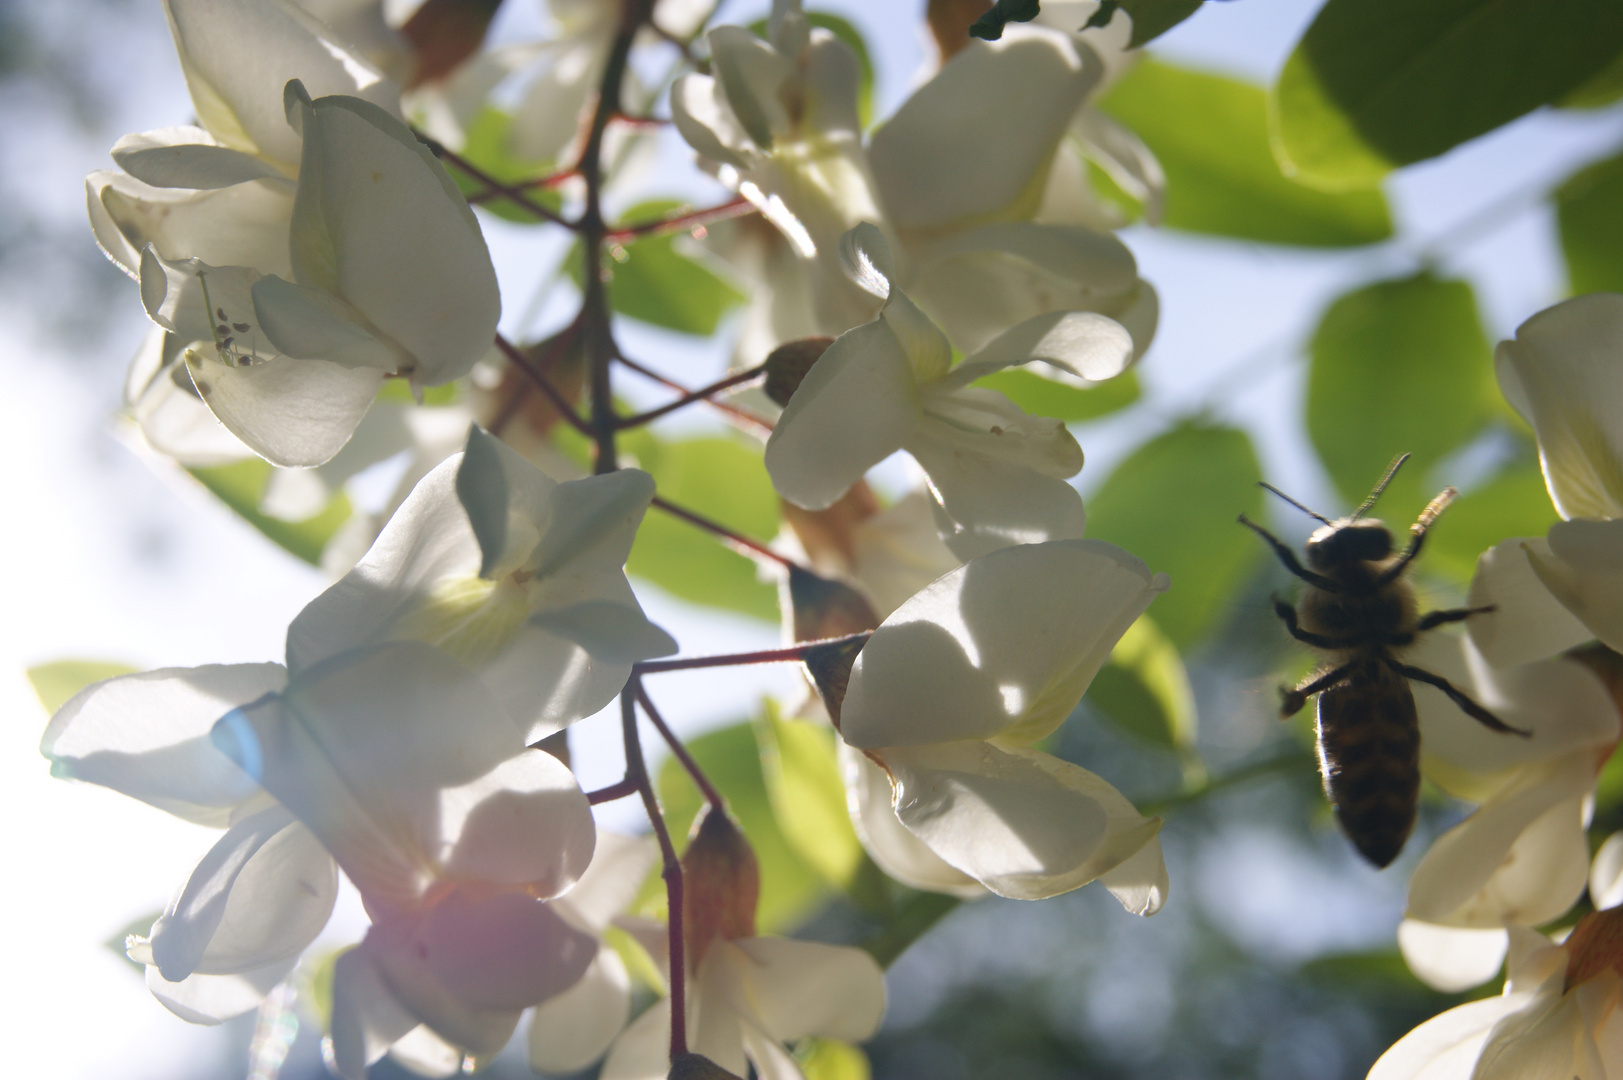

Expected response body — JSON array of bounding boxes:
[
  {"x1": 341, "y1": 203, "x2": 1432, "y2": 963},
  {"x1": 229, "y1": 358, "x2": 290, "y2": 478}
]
[
  {"x1": 102, "y1": 910, "x2": 161, "y2": 972},
  {"x1": 1084, "y1": 0, "x2": 1207, "y2": 47},
  {"x1": 568, "y1": 200, "x2": 745, "y2": 336},
  {"x1": 749, "y1": 13, "x2": 875, "y2": 128},
  {"x1": 799, "y1": 1038, "x2": 871, "y2": 1080},
  {"x1": 657, "y1": 722, "x2": 829, "y2": 933},
  {"x1": 1085, "y1": 616, "x2": 1196, "y2": 749},
  {"x1": 1306, "y1": 274, "x2": 1498, "y2": 520},
  {"x1": 625, "y1": 432, "x2": 780, "y2": 621},
  {"x1": 1422, "y1": 458, "x2": 1560, "y2": 583},
  {"x1": 1099, "y1": 59, "x2": 1391, "y2": 246},
  {"x1": 753, "y1": 702, "x2": 865, "y2": 890},
  {"x1": 972, "y1": 368, "x2": 1140, "y2": 422},
  {"x1": 299, "y1": 946, "x2": 351, "y2": 1029},
  {"x1": 1085, "y1": 422, "x2": 1264, "y2": 648},
  {"x1": 862, "y1": 890, "x2": 961, "y2": 968},
  {"x1": 189, "y1": 459, "x2": 353, "y2": 567},
  {"x1": 1560, "y1": 50, "x2": 1623, "y2": 109},
  {"x1": 1271, "y1": 0, "x2": 1623, "y2": 190},
  {"x1": 448, "y1": 105, "x2": 565, "y2": 224},
  {"x1": 374, "y1": 379, "x2": 461, "y2": 406},
  {"x1": 27, "y1": 660, "x2": 138, "y2": 714},
  {"x1": 1557, "y1": 150, "x2": 1623, "y2": 296}
]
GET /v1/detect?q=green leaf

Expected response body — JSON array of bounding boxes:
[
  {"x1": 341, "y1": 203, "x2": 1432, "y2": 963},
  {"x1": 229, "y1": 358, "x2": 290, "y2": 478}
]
[
  {"x1": 656, "y1": 722, "x2": 829, "y2": 933},
  {"x1": 798, "y1": 1038, "x2": 871, "y2": 1080},
  {"x1": 752, "y1": 702, "x2": 865, "y2": 890},
  {"x1": 748, "y1": 13, "x2": 875, "y2": 129},
  {"x1": 625, "y1": 432, "x2": 781, "y2": 621},
  {"x1": 969, "y1": 0, "x2": 1040, "y2": 41},
  {"x1": 566, "y1": 200, "x2": 745, "y2": 336},
  {"x1": 861, "y1": 890, "x2": 961, "y2": 967},
  {"x1": 1271, "y1": 0, "x2": 1623, "y2": 190},
  {"x1": 27, "y1": 660, "x2": 139, "y2": 714},
  {"x1": 972, "y1": 367, "x2": 1140, "y2": 421},
  {"x1": 1559, "y1": 50, "x2": 1623, "y2": 110},
  {"x1": 1085, "y1": 422, "x2": 1264, "y2": 648},
  {"x1": 447, "y1": 105, "x2": 565, "y2": 225},
  {"x1": 1306, "y1": 274, "x2": 1499, "y2": 521},
  {"x1": 374, "y1": 379, "x2": 461, "y2": 406},
  {"x1": 188, "y1": 458, "x2": 353, "y2": 566},
  {"x1": 1557, "y1": 150, "x2": 1623, "y2": 296},
  {"x1": 1098, "y1": 59, "x2": 1391, "y2": 246},
  {"x1": 1089, "y1": 0, "x2": 1209, "y2": 48},
  {"x1": 1421, "y1": 458, "x2": 1561, "y2": 584},
  {"x1": 1084, "y1": 616, "x2": 1196, "y2": 749}
]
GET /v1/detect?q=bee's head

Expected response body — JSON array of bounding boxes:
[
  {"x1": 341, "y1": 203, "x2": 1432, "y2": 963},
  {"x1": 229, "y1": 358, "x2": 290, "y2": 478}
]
[{"x1": 1306, "y1": 519, "x2": 1392, "y2": 570}]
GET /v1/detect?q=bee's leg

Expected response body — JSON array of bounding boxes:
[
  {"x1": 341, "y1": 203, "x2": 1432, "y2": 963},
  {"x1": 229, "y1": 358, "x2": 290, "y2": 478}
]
[
  {"x1": 1238, "y1": 515, "x2": 1345, "y2": 593},
  {"x1": 1280, "y1": 662, "x2": 1354, "y2": 718},
  {"x1": 1271, "y1": 596, "x2": 1358, "y2": 649},
  {"x1": 1387, "y1": 660, "x2": 1532, "y2": 737},
  {"x1": 1377, "y1": 488, "x2": 1459, "y2": 586},
  {"x1": 1413, "y1": 606, "x2": 1495, "y2": 633}
]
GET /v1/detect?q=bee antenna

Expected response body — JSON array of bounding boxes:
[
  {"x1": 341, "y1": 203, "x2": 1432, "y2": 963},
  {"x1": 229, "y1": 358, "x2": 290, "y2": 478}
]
[
  {"x1": 1353, "y1": 453, "x2": 1411, "y2": 519},
  {"x1": 1258, "y1": 482, "x2": 1333, "y2": 525}
]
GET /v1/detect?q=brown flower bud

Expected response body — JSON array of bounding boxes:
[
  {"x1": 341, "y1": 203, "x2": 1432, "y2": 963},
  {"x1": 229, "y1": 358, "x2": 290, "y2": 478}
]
[
  {"x1": 1566, "y1": 906, "x2": 1623, "y2": 992},
  {"x1": 802, "y1": 635, "x2": 868, "y2": 730},
  {"x1": 787, "y1": 565, "x2": 881, "y2": 643},
  {"x1": 681, "y1": 806, "x2": 759, "y2": 963},
  {"x1": 780, "y1": 481, "x2": 882, "y2": 571},
  {"x1": 762, "y1": 337, "x2": 834, "y2": 407},
  {"x1": 402, "y1": 0, "x2": 504, "y2": 86},
  {"x1": 669, "y1": 1052, "x2": 745, "y2": 1080},
  {"x1": 928, "y1": 0, "x2": 994, "y2": 61}
]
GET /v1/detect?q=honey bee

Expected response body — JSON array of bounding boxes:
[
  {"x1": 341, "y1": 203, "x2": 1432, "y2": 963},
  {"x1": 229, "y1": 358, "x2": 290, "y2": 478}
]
[{"x1": 1238, "y1": 455, "x2": 1530, "y2": 868}]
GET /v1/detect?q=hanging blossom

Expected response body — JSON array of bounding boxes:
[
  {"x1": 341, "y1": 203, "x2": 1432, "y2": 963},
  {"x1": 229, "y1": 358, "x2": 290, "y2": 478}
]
[
  {"x1": 672, "y1": 0, "x2": 1157, "y2": 360},
  {"x1": 137, "y1": 78, "x2": 500, "y2": 467},
  {"x1": 1370, "y1": 839, "x2": 1623, "y2": 1080},
  {"x1": 288, "y1": 425, "x2": 676, "y2": 741},
  {"x1": 765, "y1": 224, "x2": 1133, "y2": 560},
  {"x1": 1494, "y1": 293, "x2": 1623, "y2": 651},
  {"x1": 833, "y1": 538, "x2": 1171, "y2": 906}
]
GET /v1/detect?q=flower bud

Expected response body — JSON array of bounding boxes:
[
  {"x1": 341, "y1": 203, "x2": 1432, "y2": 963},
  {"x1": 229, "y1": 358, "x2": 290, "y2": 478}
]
[
  {"x1": 669, "y1": 1052, "x2": 745, "y2": 1080},
  {"x1": 801, "y1": 635, "x2": 867, "y2": 729},
  {"x1": 762, "y1": 337, "x2": 834, "y2": 407},
  {"x1": 787, "y1": 565, "x2": 880, "y2": 643},
  {"x1": 1565, "y1": 906, "x2": 1623, "y2": 991},
  {"x1": 681, "y1": 806, "x2": 759, "y2": 962}
]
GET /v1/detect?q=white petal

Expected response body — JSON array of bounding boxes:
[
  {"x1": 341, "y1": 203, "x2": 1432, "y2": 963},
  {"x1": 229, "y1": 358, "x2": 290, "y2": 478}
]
[
  {"x1": 163, "y1": 0, "x2": 398, "y2": 170},
  {"x1": 706, "y1": 25, "x2": 793, "y2": 149},
  {"x1": 554, "y1": 830, "x2": 660, "y2": 933},
  {"x1": 330, "y1": 946, "x2": 420, "y2": 1080},
  {"x1": 438, "y1": 751, "x2": 596, "y2": 897},
  {"x1": 670, "y1": 74, "x2": 750, "y2": 168},
  {"x1": 529, "y1": 467, "x2": 655, "y2": 581},
  {"x1": 127, "y1": 332, "x2": 254, "y2": 466},
  {"x1": 716, "y1": 936, "x2": 886, "y2": 1042},
  {"x1": 1531, "y1": 519, "x2": 1623, "y2": 653},
  {"x1": 869, "y1": 28, "x2": 1101, "y2": 230},
  {"x1": 599, "y1": 998, "x2": 672, "y2": 1080},
  {"x1": 882, "y1": 741, "x2": 1162, "y2": 900},
  {"x1": 840, "y1": 743, "x2": 985, "y2": 898},
  {"x1": 1097, "y1": 834, "x2": 1170, "y2": 917},
  {"x1": 251, "y1": 273, "x2": 406, "y2": 371},
  {"x1": 41, "y1": 664, "x2": 282, "y2": 824},
  {"x1": 408, "y1": 892, "x2": 597, "y2": 1014},
  {"x1": 509, "y1": 38, "x2": 606, "y2": 164},
  {"x1": 1467, "y1": 539, "x2": 1594, "y2": 668},
  {"x1": 112, "y1": 127, "x2": 283, "y2": 189},
  {"x1": 1495, "y1": 293, "x2": 1623, "y2": 520},
  {"x1": 287, "y1": 87, "x2": 499, "y2": 388},
  {"x1": 145, "y1": 954, "x2": 297, "y2": 1024},
  {"x1": 1592, "y1": 832, "x2": 1623, "y2": 911},
  {"x1": 90, "y1": 170, "x2": 296, "y2": 278},
  {"x1": 387, "y1": 1026, "x2": 463, "y2": 1078},
  {"x1": 764, "y1": 316, "x2": 920, "y2": 510},
  {"x1": 841, "y1": 539, "x2": 1167, "y2": 748},
  {"x1": 526, "y1": 948, "x2": 633, "y2": 1073},
  {"x1": 150, "y1": 807, "x2": 337, "y2": 981},
  {"x1": 1397, "y1": 920, "x2": 1509, "y2": 993},
  {"x1": 955, "y1": 309, "x2": 1135, "y2": 386},
  {"x1": 1366, "y1": 995, "x2": 1524, "y2": 1080},
  {"x1": 1475, "y1": 989, "x2": 1590, "y2": 1080},
  {"x1": 530, "y1": 600, "x2": 678, "y2": 663}
]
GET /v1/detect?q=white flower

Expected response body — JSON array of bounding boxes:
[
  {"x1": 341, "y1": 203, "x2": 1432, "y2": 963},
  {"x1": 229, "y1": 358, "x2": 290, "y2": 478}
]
[
  {"x1": 288, "y1": 425, "x2": 675, "y2": 741},
  {"x1": 837, "y1": 538, "x2": 1171, "y2": 906},
  {"x1": 765, "y1": 224, "x2": 1132, "y2": 560},
  {"x1": 1495, "y1": 293, "x2": 1623, "y2": 652}
]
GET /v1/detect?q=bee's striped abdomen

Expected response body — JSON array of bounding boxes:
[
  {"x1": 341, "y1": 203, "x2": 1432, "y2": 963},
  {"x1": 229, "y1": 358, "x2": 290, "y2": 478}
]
[{"x1": 1315, "y1": 661, "x2": 1421, "y2": 868}]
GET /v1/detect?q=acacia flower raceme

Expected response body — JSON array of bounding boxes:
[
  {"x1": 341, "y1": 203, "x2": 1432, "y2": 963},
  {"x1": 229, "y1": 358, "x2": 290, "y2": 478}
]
[
  {"x1": 1494, "y1": 293, "x2": 1623, "y2": 651},
  {"x1": 835, "y1": 538, "x2": 1171, "y2": 906},
  {"x1": 288, "y1": 425, "x2": 676, "y2": 741},
  {"x1": 765, "y1": 224, "x2": 1133, "y2": 559}
]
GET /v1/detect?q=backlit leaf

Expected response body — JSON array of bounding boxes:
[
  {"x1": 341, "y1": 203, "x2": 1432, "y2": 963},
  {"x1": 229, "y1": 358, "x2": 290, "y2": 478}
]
[{"x1": 189, "y1": 458, "x2": 353, "y2": 566}]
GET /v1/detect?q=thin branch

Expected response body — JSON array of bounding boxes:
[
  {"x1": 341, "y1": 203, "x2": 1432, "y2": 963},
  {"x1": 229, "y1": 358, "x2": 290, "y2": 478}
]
[
  {"x1": 465, "y1": 168, "x2": 578, "y2": 204},
  {"x1": 637, "y1": 683, "x2": 725, "y2": 809},
  {"x1": 587, "y1": 777, "x2": 640, "y2": 805},
  {"x1": 634, "y1": 632, "x2": 874, "y2": 675},
  {"x1": 651, "y1": 496, "x2": 797, "y2": 569},
  {"x1": 622, "y1": 684, "x2": 687, "y2": 1058},
  {"x1": 615, "y1": 354, "x2": 775, "y2": 437},
  {"x1": 617, "y1": 365, "x2": 766, "y2": 429},
  {"x1": 606, "y1": 196, "x2": 757, "y2": 242},
  {"x1": 493, "y1": 330, "x2": 592, "y2": 436},
  {"x1": 425, "y1": 137, "x2": 575, "y2": 228}
]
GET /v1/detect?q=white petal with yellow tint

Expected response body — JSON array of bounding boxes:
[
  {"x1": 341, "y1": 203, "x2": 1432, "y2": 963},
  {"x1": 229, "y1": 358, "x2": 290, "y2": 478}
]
[
  {"x1": 713, "y1": 936, "x2": 886, "y2": 1042},
  {"x1": 91, "y1": 171, "x2": 295, "y2": 278},
  {"x1": 840, "y1": 744, "x2": 985, "y2": 898},
  {"x1": 41, "y1": 663, "x2": 282, "y2": 825},
  {"x1": 1397, "y1": 920, "x2": 1510, "y2": 993},
  {"x1": 1467, "y1": 538, "x2": 1594, "y2": 668},
  {"x1": 1367, "y1": 994, "x2": 1527, "y2": 1080},
  {"x1": 1529, "y1": 518, "x2": 1623, "y2": 653},
  {"x1": 111, "y1": 126, "x2": 283, "y2": 190},
  {"x1": 329, "y1": 946, "x2": 420, "y2": 1080},
  {"x1": 948, "y1": 308, "x2": 1136, "y2": 388},
  {"x1": 526, "y1": 948, "x2": 633, "y2": 1073},
  {"x1": 145, "y1": 954, "x2": 298, "y2": 1024},
  {"x1": 438, "y1": 751, "x2": 596, "y2": 898}
]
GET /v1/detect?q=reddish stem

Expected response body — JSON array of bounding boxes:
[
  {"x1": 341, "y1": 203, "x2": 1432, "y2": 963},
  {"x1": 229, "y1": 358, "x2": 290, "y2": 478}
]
[
  {"x1": 622, "y1": 685, "x2": 687, "y2": 1058},
  {"x1": 616, "y1": 365, "x2": 765, "y2": 429},
  {"x1": 615, "y1": 354, "x2": 775, "y2": 437},
  {"x1": 465, "y1": 168, "x2": 578, "y2": 204},
  {"x1": 637, "y1": 683, "x2": 726, "y2": 810},
  {"x1": 634, "y1": 632, "x2": 874, "y2": 674},
  {"x1": 606, "y1": 196, "x2": 757, "y2": 242},
  {"x1": 427, "y1": 139, "x2": 574, "y2": 228},
  {"x1": 586, "y1": 777, "x2": 640, "y2": 804},
  {"x1": 651, "y1": 496, "x2": 796, "y2": 570},
  {"x1": 493, "y1": 330, "x2": 592, "y2": 436}
]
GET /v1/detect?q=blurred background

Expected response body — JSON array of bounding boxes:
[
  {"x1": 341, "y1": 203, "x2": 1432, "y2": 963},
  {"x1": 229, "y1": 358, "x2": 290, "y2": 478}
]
[{"x1": 4, "y1": 0, "x2": 1621, "y2": 1077}]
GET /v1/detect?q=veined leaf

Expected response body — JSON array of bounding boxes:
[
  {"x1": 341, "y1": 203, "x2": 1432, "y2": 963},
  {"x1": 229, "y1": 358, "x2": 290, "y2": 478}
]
[
  {"x1": 972, "y1": 367, "x2": 1139, "y2": 422},
  {"x1": 188, "y1": 458, "x2": 353, "y2": 566},
  {"x1": 1085, "y1": 616, "x2": 1197, "y2": 749},
  {"x1": 753, "y1": 702, "x2": 865, "y2": 890}
]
